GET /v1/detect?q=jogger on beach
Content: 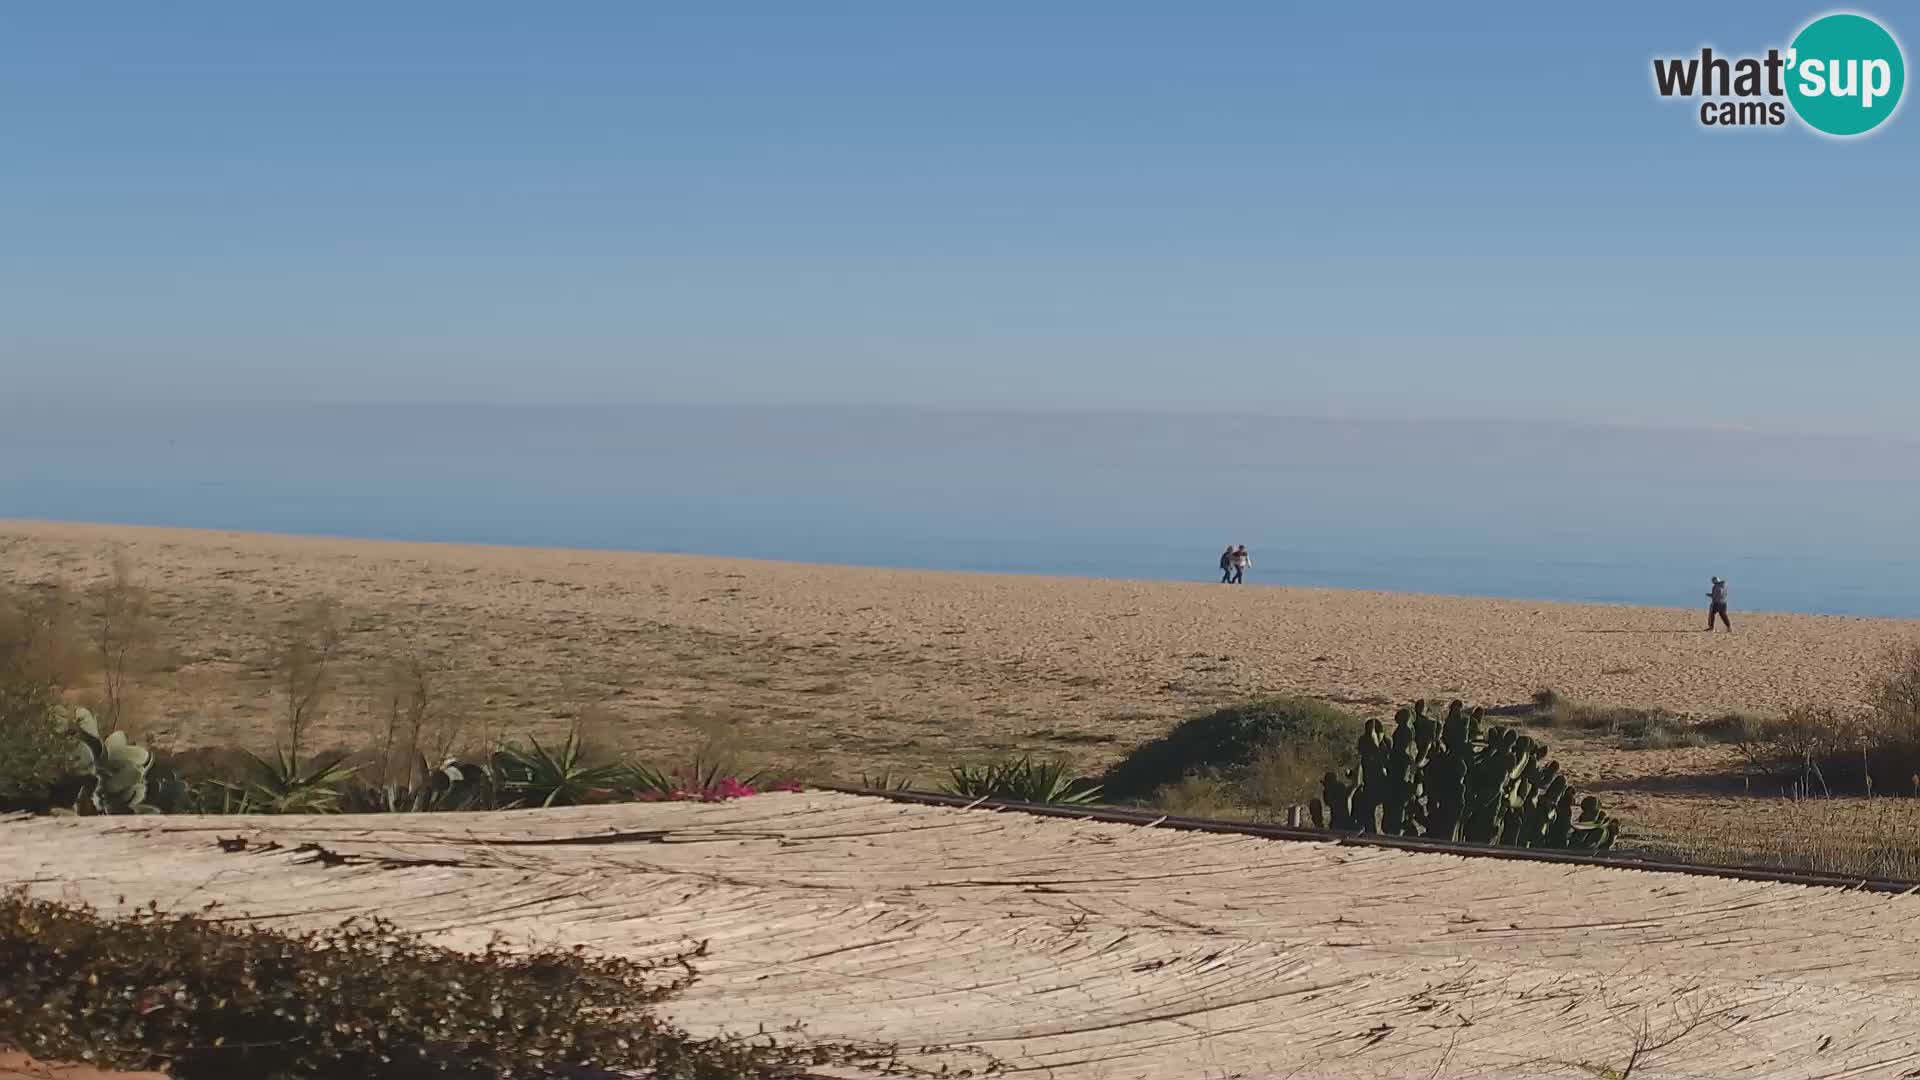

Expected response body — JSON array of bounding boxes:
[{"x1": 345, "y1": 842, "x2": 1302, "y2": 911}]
[{"x1": 1706, "y1": 576, "x2": 1731, "y2": 631}]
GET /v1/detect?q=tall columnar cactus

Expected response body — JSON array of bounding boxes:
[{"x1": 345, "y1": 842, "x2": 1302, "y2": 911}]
[{"x1": 1307, "y1": 700, "x2": 1618, "y2": 852}]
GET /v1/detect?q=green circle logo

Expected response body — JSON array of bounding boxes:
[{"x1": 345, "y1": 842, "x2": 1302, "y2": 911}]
[{"x1": 1786, "y1": 13, "x2": 1905, "y2": 136}]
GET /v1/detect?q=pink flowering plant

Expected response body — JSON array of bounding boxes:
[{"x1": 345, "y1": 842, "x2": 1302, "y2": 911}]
[{"x1": 613, "y1": 760, "x2": 803, "y2": 803}]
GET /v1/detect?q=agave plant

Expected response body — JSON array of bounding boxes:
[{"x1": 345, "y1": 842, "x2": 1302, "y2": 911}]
[
  {"x1": 856, "y1": 769, "x2": 916, "y2": 792},
  {"x1": 490, "y1": 733, "x2": 622, "y2": 808},
  {"x1": 940, "y1": 755, "x2": 1102, "y2": 805},
  {"x1": 608, "y1": 756, "x2": 789, "y2": 802},
  {"x1": 243, "y1": 748, "x2": 359, "y2": 814},
  {"x1": 187, "y1": 780, "x2": 260, "y2": 815},
  {"x1": 608, "y1": 760, "x2": 677, "y2": 798},
  {"x1": 337, "y1": 755, "x2": 493, "y2": 814},
  {"x1": 141, "y1": 757, "x2": 194, "y2": 813}
]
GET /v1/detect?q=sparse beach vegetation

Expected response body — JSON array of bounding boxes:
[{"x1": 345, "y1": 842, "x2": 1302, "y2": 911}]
[{"x1": 6, "y1": 529, "x2": 1920, "y2": 879}]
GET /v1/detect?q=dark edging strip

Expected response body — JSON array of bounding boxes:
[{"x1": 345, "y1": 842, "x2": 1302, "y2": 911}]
[{"x1": 813, "y1": 783, "x2": 1920, "y2": 896}]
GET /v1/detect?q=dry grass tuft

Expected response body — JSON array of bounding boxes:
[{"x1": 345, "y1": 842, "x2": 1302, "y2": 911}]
[
  {"x1": 1529, "y1": 688, "x2": 1748, "y2": 750},
  {"x1": 1634, "y1": 795, "x2": 1920, "y2": 880}
]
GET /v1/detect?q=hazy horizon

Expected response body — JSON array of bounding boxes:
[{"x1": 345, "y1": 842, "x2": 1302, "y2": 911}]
[
  {"x1": 11, "y1": 395, "x2": 1920, "y2": 447},
  {"x1": 6, "y1": 400, "x2": 1918, "y2": 617}
]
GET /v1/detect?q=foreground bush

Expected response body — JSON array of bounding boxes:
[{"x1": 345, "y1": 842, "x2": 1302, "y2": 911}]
[
  {"x1": 1100, "y1": 698, "x2": 1361, "y2": 807},
  {"x1": 0, "y1": 890, "x2": 879, "y2": 1079}
]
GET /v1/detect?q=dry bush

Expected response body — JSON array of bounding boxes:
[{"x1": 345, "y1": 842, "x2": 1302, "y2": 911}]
[
  {"x1": 1239, "y1": 739, "x2": 1348, "y2": 811},
  {"x1": 1869, "y1": 642, "x2": 1920, "y2": 722},
  {"x1": 1696, "y1": 711, "x2": 1767, "y2": 744},
  {"x1": 369, "y1": 656, "x2": 465, "y2": 785},
  {"x1": 1148, "y1": 774, "x2": 1250, "y2": 819},
  {"x1": 570, "y1": 702, "x2": 628, "y2": 768},
  {"x1": 1861, "y1": 642, "x2": 1920, "y2": 784},
  {"x1": 0, "y1": 581, "x2": 91, "y2": 690},
  {"x1": 274, "y1": 598, "x2": 346, "y2": 761},
  {"x1": 1636, "y1": 796, "x2": 1920, "y2": 881},
  {"x1": 85, "y1": 554, "x2": 156, "y2": 736},
  {"x1": 1528, "y1": 689, "x2": 1708, "y2": 748},
  {"x1": 1739, "y1": 645, "x2": 1920, "y2": 795}
]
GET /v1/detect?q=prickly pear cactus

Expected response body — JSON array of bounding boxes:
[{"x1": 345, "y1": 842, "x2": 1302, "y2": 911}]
[
  {"x1": 65, "y1": 708, "x2": 157, "y2": 814},
  {"x1": 1316, "y1": 700, "x2": 1618, "y2": 851}
]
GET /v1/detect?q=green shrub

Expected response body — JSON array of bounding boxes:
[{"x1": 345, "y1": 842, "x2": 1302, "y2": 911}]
[
  {"x1": 1101, "y1": 697, "x2": 1361, "y2": 805},
  {"x1": 0, "y1": 889, "x2": 885, "y2": 1079},
  {"x1": 0, "y1": 690, "x2": 170, "y2": 814},
  {"x1": 0, "y1": 680, "x2": 78, "y2": 811}
]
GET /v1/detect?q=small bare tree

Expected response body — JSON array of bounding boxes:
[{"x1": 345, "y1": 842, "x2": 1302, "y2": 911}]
[
  {"x1": 276, "y1": 598, "x2": 346, "y2": 763},
  {"x1": 0, "y1": 581, "x2": 90, "y2": 689},
  {"x1": 1868, "y1": 642, "x2": 1920, "y2": 726},
  {"x1": 374, "y1": 655, "x2": 461, "y2": 785},
  {"x1": 87, "y1": 555, "x2": 155, "y2": 735}
]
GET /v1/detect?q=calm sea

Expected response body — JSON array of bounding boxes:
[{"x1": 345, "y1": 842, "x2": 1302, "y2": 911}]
[{"x1": 5, "y1": 403, "x2": 1918, "y2": 619}]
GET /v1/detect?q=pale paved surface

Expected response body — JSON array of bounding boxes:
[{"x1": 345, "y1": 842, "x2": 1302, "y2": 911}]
[{"x1": 7, "y1": 794, "x2": 1920, "y2": 1079}]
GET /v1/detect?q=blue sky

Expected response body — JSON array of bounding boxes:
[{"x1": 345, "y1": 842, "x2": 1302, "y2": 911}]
[{"x1": 3, "y1": 3, "x2": 1915, "y2": 435}]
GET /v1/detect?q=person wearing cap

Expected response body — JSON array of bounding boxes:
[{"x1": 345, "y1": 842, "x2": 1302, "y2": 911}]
[{"x1": 1706, "y1": 576, "x2": 1731, "y2": 632}]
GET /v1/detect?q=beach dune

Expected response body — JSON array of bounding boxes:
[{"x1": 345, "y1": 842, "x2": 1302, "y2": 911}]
[{"x1": 2, "y1": 520, "x2": 1908, "y2": 776}]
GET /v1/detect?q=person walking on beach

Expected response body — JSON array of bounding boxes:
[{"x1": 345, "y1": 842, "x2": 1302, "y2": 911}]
[
  {"x1": 1219, "y1": 545, "x2": 1236, "y2": 583},
  {"x1": 1706, "y1": 576, "x2": 1731, "y2": 631},
  {"x1": 1230, "y1": 545, "x2": 1250, "y2": 585}
]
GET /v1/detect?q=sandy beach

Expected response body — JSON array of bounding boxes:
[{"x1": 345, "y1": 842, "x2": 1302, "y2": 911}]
[{"x1": 5, "y1": 518, "x2": 1912, "y2": 776}]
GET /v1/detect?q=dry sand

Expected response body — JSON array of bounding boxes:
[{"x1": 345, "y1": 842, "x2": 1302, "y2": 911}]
[
  {"x1": 9, "y1": 793, "x2": 1920, "y2": 1079},
  {"x1": 5, "y1": 519, "x2": 1919, "y2": 847}
]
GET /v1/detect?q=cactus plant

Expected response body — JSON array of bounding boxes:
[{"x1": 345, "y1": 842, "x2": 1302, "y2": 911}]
[
  {"x1": 65, "y1": 708, "x2": 158, "y2": 814},
  {"x1": 1311, "y1": 700, "x2": 1617, "y2": 851}
]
